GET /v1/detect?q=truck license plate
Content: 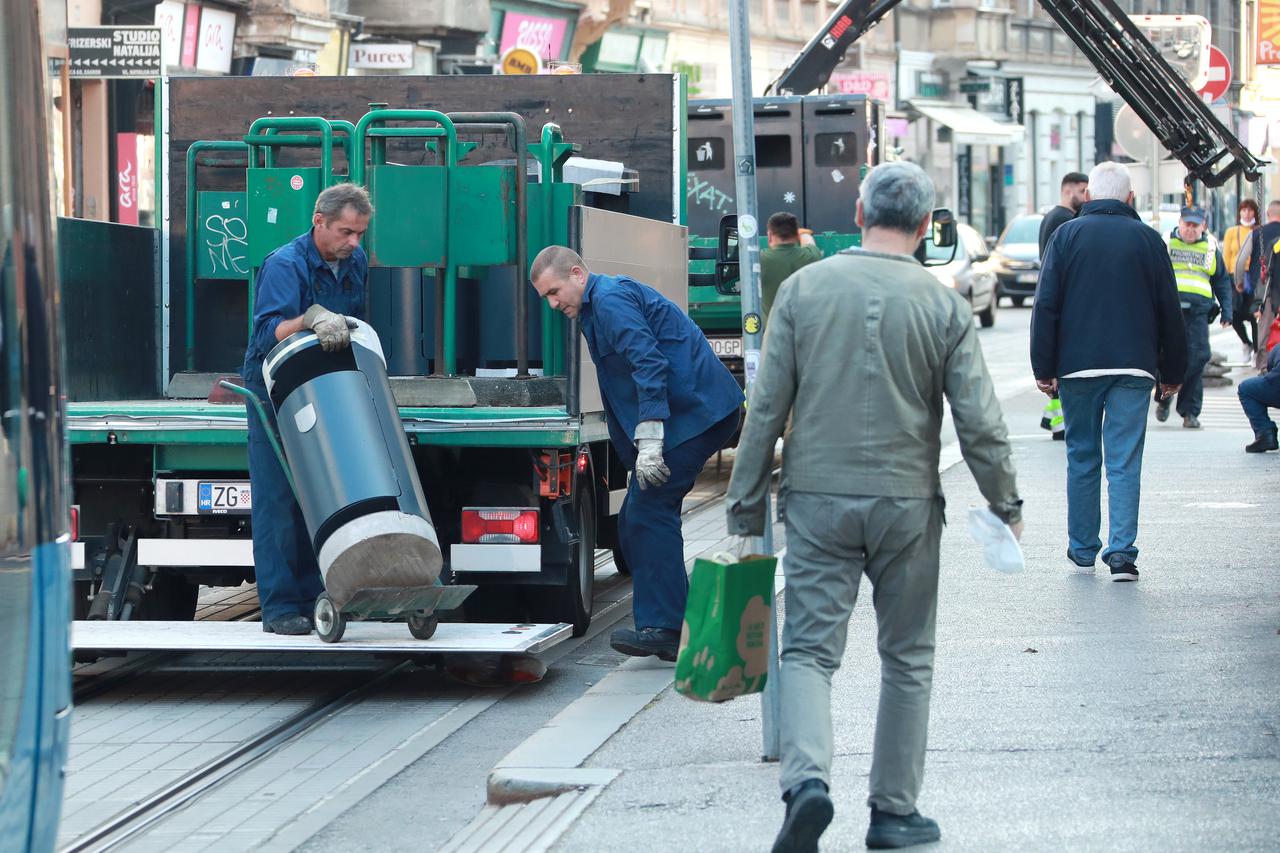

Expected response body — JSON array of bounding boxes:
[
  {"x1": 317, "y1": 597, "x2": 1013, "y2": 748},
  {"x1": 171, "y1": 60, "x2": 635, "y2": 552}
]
[
  {"x1": 198, "y1": 482, "x2": 252, "y2": 514},
  {"x1": 709, "y1": 337, "x2": 742, "y2": 359}
]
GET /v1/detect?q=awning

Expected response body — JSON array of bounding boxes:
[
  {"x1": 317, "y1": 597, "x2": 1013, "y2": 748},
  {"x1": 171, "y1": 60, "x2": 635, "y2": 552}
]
[{"x1": 907, "y1": 100, "x2": 1025, "y2": 146}]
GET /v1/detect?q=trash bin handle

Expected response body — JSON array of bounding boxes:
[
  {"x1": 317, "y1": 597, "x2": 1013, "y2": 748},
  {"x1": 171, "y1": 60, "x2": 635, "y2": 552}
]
[{"x1": 219, "y1": 381, "x2": 299, "y2": 501}]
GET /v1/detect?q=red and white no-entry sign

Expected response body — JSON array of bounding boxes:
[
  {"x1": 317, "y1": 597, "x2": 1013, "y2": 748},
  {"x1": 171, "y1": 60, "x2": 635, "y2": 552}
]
[{"x1": 1198, "y1": 45, "x2": 1231, "y2": 102}]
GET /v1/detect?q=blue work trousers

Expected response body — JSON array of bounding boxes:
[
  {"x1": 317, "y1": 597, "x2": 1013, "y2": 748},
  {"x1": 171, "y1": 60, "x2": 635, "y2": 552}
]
[
  {"x1": 1059, "y1": 375, "x2": 1155, "y2": 568},
  {"x1": 1159, "y1": 305, "x2": 1213, "y2": 418},
  {"x1": 244, "y1": 376, "x2": 324, "y2": 622},
  {"x1": 617, "y1": 412, "x2": 739, "y2": 631},
  {"x1": 1238, "y1": 374, "x2": 1280, "y2": 436}
]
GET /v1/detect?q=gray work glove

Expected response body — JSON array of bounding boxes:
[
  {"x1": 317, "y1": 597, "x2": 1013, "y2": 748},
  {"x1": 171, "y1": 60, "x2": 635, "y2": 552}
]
[
  {"x1": 633, "y1": 419, "x2": 670, "y2": 490},
  {"x1": 302, "y1": 304, "x2": 357, "y2": 353}
]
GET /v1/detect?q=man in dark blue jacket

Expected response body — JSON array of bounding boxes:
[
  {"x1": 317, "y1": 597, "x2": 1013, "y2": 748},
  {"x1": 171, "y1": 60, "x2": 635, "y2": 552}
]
[
  {"x1": 241, "y1": 184, "x2": 371, "y2": 634},
  {"x1": 1031, "y1": 162, "x2": 1187, "y2": 583},
  {"x1": 532, "y1": 245, "x2": 742, "y2": 661}
]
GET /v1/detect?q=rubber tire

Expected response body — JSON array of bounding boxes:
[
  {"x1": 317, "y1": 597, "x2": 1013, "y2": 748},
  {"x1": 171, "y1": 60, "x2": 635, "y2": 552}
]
[
  {"x1": 542, "y1": 496, "x2": 595, "y2": 637},
  {"x1": 1011, "y1": 295, "x2": 1025, "y2": 308},
  {"x1": 598, "y1": 514, "x2": 630, "y2": 576},
  {"x1": 314, "y1": 593, "x2": 345, "y2": 643},
  {"x1": 978, "y1": 297, "x2": 997, "y2": 328},
  {"x1": 407, "y1": 612, "x2": 439, "y2": 640}
]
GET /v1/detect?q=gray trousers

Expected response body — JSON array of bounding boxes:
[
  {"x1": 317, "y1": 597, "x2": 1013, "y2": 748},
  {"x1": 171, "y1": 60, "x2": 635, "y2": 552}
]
[{"x1": 779, "y1": 490, "x2": 943, "y2": 816}]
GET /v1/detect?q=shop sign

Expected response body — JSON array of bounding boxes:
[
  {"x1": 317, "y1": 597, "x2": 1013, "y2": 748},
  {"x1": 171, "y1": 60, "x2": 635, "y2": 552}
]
[
  {"x1": 154, "y1": 1, "x2": 185, "y2": 66},
  {"x1": 349, "y1": 43, "x2": 415, "y2": 70},
  {"x1": 116, "y1": 133, "x2": 139, "y2": 226},
  {"x1": 1261, "y1": 0, "x2": 1280, "y2": 64},
  {"x1": 916, "y1": 70, "x2": 948, "y2": 99},
  {"x1": 956, "y1": 147, "x2": 972, "y2": 220},
  {"x1": 196, "y1": 7, "x2": 235, "y2": 73},
  {"x1": 829, "y1": 71, "x2": 891, "y2": 101},
  {"x1": 68, "y1": 26, "x2": 162, "y2": 77},
  {"x1": 500, "y1": 46, "x2": 542, "y2": 75},
  {"x1": 958, "y1": 77, "x2": 991, "y2": 94},
  {"x1": 500, "y1": 12, "x2": 569, "y2": 60},
  {"x1": 180, "y1": 5, "x2": 200, "y2": 67}
]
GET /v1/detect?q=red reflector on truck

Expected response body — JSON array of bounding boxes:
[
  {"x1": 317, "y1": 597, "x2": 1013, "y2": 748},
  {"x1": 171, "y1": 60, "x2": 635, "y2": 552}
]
[
  {"x1": 461, "y1": 508, "x2": 539, "y2": 544},
  {"x1": 70, "y1": 505, "x2": 79, "y2": 541}
]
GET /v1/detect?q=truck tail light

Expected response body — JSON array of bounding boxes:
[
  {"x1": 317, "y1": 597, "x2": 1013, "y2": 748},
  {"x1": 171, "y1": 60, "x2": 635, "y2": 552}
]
[
  {"x1": 576, "y1": 448, "x2": 589, "y2": 474},
  {"x1": 70, "y1": 505, "x2": 80, "y2": 541},
  {"x1": 461, "y1": 508, "x2": 539, "y2": 544}
]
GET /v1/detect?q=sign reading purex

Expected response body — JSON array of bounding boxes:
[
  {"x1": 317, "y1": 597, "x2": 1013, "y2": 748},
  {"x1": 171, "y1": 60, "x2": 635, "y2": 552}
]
[{"x1": 69, "y1": 26, "x2": 161, "y2": 78}]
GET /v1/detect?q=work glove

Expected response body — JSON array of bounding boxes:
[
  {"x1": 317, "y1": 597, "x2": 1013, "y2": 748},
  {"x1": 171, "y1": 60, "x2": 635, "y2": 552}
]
[
  {"x1": 303, "y1": 304, "x2": 357, "y2": 353},
  {"x1": 633, "y1": 420, "x2": 670, "y2": 490}
]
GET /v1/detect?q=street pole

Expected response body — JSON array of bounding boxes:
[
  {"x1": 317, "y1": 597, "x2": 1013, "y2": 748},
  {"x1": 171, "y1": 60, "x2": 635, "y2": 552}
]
[{"x1": 726, "y1": 0, "x2": 781, "y2": 764}]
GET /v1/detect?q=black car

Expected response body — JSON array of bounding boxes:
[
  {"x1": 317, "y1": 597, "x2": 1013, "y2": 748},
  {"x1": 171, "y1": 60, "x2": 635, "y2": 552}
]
[{"x1": 990, "y1": 214, "x2": 1044, "y2": 306}]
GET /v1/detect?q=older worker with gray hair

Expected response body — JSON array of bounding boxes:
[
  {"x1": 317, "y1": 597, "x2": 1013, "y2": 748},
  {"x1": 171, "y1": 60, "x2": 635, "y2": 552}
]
[{"x1": 727, "y1": 161, "x2": 1022, "y2": 852}]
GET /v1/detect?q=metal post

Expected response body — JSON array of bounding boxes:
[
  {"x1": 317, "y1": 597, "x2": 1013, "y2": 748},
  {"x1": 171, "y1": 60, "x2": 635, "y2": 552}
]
[{"x1": 727, "y1": 0, "x2": 780, "y2": 764}]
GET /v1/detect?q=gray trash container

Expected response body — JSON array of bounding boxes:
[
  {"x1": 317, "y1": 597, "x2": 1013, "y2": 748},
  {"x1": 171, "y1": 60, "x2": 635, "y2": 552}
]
[{"x1": 262, "y1": 320, "x2": 441, "y2": 607}]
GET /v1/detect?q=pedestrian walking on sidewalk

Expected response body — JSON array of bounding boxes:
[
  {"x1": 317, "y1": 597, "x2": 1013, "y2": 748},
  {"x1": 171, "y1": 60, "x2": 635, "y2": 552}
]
[
  {"x1": 727, "y1": 161, "x2": 1023, "y2": 852},
  {"x1": 1035, "y1": 174, "x2": 1088, "y2": 444},
  {"x1": 1031, "y1": 161, "x2": 1188, "y2": 582},
  {"x1": 1225, "y1": 199, "x2": 1260, "y2": 363},
  {"x1": 530, "y1": 246, "x2": 742, "y2": 662},
  {"x1": 1153, "y1": 205, "x2": 1233, "y2": 429},
  {"x1": 1238, "y1": 344, "x2": 1280, "y2": 452}
]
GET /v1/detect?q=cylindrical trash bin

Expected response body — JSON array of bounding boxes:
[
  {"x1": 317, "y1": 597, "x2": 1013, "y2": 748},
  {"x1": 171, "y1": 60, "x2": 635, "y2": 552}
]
[{"x1": 262, "y1": 320, "x2": 441, "y2": 606}]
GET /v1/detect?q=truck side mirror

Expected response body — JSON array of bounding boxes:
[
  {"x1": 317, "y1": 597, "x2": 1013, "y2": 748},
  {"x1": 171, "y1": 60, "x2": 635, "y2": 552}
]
[{"x1": 715, "y1": 214, "x2": 741, "y2": 296}]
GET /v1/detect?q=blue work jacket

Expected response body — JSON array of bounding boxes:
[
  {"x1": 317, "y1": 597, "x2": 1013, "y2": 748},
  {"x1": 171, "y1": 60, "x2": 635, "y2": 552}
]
[
  {"x1": 240, "y1": 229, "x2": 368, "y2": 387},
  {"x1": 579, "y1": 273, "x2": 742, "y2": 467}
]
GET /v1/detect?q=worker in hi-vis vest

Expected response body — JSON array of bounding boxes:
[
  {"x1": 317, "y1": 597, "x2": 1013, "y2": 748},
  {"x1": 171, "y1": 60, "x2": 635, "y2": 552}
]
[{"x1": 1155, "y1": 205, "x2": 1233, "y2": 429}]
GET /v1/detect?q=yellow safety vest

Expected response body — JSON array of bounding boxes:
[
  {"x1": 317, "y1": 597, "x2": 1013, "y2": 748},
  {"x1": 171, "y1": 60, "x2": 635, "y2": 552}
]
[{"x1": 1167, "y1": 235, "x2": 1216, "y2": 299}]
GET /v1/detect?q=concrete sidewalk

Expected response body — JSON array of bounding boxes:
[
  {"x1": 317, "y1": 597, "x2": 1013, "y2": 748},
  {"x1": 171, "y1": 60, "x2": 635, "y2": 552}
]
[{"x1": 552, "y1": 380, "x2": 1280, "y2": 852}]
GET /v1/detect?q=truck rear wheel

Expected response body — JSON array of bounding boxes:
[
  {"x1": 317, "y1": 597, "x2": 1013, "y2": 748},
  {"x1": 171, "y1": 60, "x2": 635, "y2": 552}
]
[{"x1": 540, "y1": 495, "x2": 595, "y2": 637}]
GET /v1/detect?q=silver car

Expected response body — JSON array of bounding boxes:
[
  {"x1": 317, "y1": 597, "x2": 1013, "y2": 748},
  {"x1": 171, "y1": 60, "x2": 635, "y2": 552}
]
[{"x1": 925, "y1": 223, "x2": 999, "y2": 327}]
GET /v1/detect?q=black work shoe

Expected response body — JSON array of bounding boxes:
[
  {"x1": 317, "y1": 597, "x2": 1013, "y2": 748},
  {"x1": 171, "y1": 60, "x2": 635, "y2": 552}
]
[
  {"x1": 1052, "y1": 431, "x2": 1066, "y2": 441},
  {"x1": 772, "y1": 780, "x2": 833, "y2": 853},
  {"x1": 1109, "y1": 563, "x2": 1140, "y2": 582},
  {"x1": 1183, "y1": 414, "x2": 1201, "y2": 429},
  {"x1": 866, "y1": 806, "x2": 941, "y2": 849},
  {"x1": 263, "y1": 615, "x2": 313, "y2": 635},
  {"x1": 609, "y1": 627, "x2": 680, "y2": 662},
  {"x1": 1245, "y1": 432, "x2": 1279, "y2": 453},
  {"x1": 1155, "y1": 399, "x2": 1171, "y2": 422}
]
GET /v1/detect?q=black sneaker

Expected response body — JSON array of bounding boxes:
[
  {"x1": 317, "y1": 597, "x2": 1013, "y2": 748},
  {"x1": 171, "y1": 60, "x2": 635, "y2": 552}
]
[
  {"x1": 866, "y1": 806, "x2": 941, "y2": 849},
  {"x1": 1052, "y1": 431, "x2": 1066, "y2": 441},
  {"x1": 262, "y1": 614, "x2": 313, "y2": 635},
  {"x1": 772, "y1": 780, "x2": 833, "y2": 853},
  {"x1": 609, "y1": 626, "x2": 680, "y2": 662},
  {"x1": 1245, "y1": 432, "x2": 1279, "y2": 453},
  {"x1": 1155, "y1": 399, "x2": 1171, "y2": 422},
  {"x1": 1109, "y1": 563, "x2": 1140, "y2": 582},
  {"x1": 1182, "y1": 414, "x2": 1201, "y2": 429}
]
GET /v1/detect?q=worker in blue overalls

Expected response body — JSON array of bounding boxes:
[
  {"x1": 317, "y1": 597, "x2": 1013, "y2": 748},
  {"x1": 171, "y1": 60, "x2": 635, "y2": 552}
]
[
  {"x1": 240, "y1": 184, "x2": 372, "y2": 634},
  {"x1": 531, "y1": 245, "x2": 743, "y2": 662}
]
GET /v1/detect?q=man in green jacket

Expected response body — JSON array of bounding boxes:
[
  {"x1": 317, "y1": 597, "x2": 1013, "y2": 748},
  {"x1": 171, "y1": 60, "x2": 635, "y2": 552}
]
[
  {"x1": 760, "y1": 211, "x2": 822, "y2": 319},
  {"x1": 727, "y1": 162, "x2": 1023, "y2": 852}
]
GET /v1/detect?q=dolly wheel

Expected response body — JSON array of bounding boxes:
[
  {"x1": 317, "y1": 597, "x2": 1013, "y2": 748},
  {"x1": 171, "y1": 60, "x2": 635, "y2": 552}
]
[
  {"x1": 407, "y1": 611, "x2": 439, "y2": 640},
  {"x1": 314, "y1": 593, "x2": 345, "y2": 643}
]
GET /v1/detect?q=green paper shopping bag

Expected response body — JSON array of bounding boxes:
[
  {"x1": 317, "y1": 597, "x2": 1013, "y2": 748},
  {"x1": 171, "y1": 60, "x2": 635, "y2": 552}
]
[{"x1": 675, "y1": 552, "x2": 777, "y2": 703}]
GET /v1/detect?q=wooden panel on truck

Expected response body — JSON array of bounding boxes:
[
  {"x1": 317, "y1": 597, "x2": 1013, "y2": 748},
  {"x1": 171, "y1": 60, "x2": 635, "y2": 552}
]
[
  {"x1": 571, "y1": 206, "x2": 688, "y2": 416},
  {"x1": 168, "y1": 74, "x2": 682, "y2": 376}
]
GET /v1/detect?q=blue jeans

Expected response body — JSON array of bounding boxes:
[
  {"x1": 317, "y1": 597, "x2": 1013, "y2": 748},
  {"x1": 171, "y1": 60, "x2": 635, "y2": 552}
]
[
  {"x1": 617, "y1": 412, "x2": 739, "y2": 631},
  {"x1": 1059, "y1": 375, "x2": 1155, "y2": 568},
  {"x1": 244, "y1": 375, "x2": 325, "y2": 622},
  {"x1": 1238, "y1": 375, "x2": 1280, "y2": 436}
]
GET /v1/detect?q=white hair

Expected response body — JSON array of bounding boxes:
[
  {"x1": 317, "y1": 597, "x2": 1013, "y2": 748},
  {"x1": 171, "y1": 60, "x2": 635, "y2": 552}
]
[{"x1": 1087, "y1": 161, "x2": 1132, "y2": 202}]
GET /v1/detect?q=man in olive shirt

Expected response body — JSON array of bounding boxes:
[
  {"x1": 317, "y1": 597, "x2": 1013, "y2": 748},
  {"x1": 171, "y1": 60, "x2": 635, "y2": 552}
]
[
  {"x1": 760, "y1": 212, "x2": 822, "y2": 318},
  {"x1": 728, "y1": 163, "x2": 1022, "y2": 852}
]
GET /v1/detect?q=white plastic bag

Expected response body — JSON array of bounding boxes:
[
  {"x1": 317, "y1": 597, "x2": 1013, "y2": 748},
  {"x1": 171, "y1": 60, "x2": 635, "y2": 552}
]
[{"x1": 967, "y1": 507, "x2": 1025, "y2": 574}]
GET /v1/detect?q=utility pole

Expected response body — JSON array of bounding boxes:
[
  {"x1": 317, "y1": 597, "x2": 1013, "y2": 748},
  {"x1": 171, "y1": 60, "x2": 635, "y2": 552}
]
[{"x1": 726, "y1": 0, "x2": 781, "y2": 764}]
